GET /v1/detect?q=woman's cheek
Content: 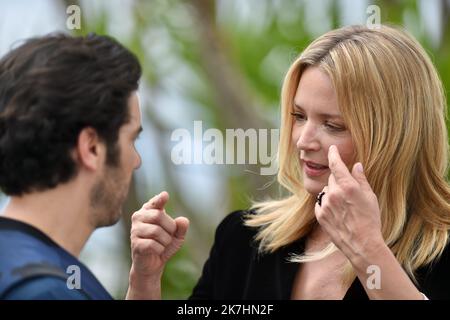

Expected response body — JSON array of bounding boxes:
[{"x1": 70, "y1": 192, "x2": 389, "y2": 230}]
[{"x1": 328, "y1": 139, "x2": 355, "y2": 167}]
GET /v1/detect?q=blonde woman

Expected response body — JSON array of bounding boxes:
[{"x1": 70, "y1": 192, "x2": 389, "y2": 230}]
[{"x1": 128, "y1": 25, "x2": 450, "y2": 300}]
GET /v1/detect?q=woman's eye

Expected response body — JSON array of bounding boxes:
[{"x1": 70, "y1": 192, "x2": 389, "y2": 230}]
[
  {"x1": 290, "y1": 112, "x2": 306, "y2": 121},
  {"x1": 325, "y1": 123, "x2": 345, "y2": 132},
  {"x1": 291, "y1": 112, "x2": 346, "y2": 132}
]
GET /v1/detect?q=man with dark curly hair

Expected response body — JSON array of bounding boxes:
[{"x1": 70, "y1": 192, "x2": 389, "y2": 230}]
[{"x1": 0, "y1": 33, "x2": 189, "y2": 299}]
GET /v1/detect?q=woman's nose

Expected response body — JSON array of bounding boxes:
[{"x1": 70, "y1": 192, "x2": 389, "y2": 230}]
[{"x1": 296, "y1": 122, "x2": 320, "y2": 151}]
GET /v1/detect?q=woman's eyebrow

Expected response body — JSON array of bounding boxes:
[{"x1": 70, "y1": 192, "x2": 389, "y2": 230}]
[{"x1": 293, "y1": 103, "x2": 343, "y2": 119}]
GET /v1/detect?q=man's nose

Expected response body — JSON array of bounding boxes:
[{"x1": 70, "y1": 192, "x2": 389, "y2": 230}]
[{"x1": 135, "y1": 153, "x2": 142, "y2": 170}]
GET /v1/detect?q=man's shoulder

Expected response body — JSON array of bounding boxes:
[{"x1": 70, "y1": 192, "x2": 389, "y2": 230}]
[
  {"x1": 0, "y1": 218, "x2": 66, "y2": 271},
  {"x1": 0, "y1": 217, "x2": 112, "y2": 300},
  {"x1": 3, "y1": 276, "x2": 90, "y2": 300}
]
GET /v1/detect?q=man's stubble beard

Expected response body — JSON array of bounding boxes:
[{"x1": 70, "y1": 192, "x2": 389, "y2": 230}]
[{"x1": 89, "y1": 164, "x2": 130, "y2": 228}]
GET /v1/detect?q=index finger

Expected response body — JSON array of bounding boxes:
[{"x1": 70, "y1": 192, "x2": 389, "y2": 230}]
[
  {"x1": 144, "y1": 191, "x2": 169, "y2": 210},
  {"x1": 328, "y1": 145, "x2": 352, "y2": 182}
]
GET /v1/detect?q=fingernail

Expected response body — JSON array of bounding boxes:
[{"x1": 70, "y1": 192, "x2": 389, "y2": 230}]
[{"x1": 356, "y1": 162, "x2": 363, "y2": 173}]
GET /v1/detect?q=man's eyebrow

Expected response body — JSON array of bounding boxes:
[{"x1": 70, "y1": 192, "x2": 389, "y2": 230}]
[{"x1": 293, "y1": 103, "x2": 342, "y2": 119}]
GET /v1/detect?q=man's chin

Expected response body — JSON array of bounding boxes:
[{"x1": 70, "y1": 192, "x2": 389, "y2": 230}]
[
  {"x1": 111, "y1": 209, "x2": 123, "y2": 225},
  {"x1": 96, "y1": 210, "x2": 122, "y2": 228}
]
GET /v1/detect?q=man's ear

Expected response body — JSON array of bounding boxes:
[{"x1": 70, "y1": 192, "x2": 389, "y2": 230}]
[{"x1": 75, "y1": 127, "x2": 106, "y2": 171}]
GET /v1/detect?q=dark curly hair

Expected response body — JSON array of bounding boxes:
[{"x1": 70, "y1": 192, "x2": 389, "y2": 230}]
[{"x1": 0, "y1": 33, "x2": 141, "y2": 196}]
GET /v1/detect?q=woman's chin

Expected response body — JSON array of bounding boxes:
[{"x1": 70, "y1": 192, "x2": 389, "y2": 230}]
[{"x1": 303, "y1": 179, "x2": 326, "y2": 195}]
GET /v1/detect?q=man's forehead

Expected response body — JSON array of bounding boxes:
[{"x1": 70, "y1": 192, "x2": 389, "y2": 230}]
[
  {"x1": 129, "y1": 93, "x2": 141, "y2": 119},
  {"x1": 124, "y1": 93, "x2": 142, "y2": 134}
]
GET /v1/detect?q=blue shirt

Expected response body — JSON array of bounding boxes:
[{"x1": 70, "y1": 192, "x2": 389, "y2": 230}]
[{"x1": 0, "y1": 217, "x2": 113, "y2": 300}]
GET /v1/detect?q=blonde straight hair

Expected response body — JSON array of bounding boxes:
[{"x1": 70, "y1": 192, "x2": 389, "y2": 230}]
[{"x1": 246, "y1": 25, "x2": 450, "y2": 285}]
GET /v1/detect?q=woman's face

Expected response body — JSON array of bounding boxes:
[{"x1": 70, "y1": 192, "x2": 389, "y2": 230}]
[{"x1": 291, "y1": 67, "x2": 355, "y2": 195}]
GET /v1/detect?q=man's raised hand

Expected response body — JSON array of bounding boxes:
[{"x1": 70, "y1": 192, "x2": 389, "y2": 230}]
[{"x1": 127, "y1": 191, "x2": 189, "y2": 299}]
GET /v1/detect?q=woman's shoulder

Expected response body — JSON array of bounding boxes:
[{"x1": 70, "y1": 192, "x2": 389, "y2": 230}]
[
  {"x1": 422, "y1": 240, "x2": 450, "y2": 272},
  {"x1": 417, "y1": 239, "x2": 450, "y2": 299},
  {"x1": 189, "y1": 210, "x2": 261, "y2": 299},
  {"x1": 217, "y1": 209, "x2": 255, "y2": 229},
  {"x1": 213, "y1": 209, "x2": 259, "y2": 249}
]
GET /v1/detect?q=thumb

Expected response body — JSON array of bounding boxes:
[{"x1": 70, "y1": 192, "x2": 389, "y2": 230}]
[
  {"x1": 162, "y1": 217, "x2": 190, "y2": 261},
  {"x1": 174, "y1": 217, "x2": 190, "y2": 239},
  {"x1": 144, "y1": 191, "x2": 169, "y2": 210},
  {"x1": 352, "y1": 163, "x2": 369, "y2": 187}
]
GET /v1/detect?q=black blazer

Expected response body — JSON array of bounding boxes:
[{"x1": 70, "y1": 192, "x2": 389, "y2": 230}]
[{"x1": 190, "y1": 210, "x2": 450, "y2": 299}]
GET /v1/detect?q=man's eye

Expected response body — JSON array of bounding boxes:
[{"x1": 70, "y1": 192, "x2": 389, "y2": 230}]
[{"x1": 133, "y1": 135, "x2": 141, "y2": 144}]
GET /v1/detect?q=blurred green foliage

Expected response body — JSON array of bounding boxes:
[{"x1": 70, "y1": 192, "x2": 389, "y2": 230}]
[{"x1": 63, "y1": 0, "x2": 450, "y2": 299}]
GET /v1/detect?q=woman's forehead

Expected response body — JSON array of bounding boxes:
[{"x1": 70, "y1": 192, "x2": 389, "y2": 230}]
[{"x1": 294, "y1": 67, "x2": 341, "y2": 116}]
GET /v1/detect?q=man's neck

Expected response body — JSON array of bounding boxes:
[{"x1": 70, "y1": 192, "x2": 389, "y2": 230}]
[{"x1": 2, "y1": 183, "x2": 94, "y2": 257}]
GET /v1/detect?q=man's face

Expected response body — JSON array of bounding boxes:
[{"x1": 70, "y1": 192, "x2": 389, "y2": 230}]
[{"x1": 90, "y1": 92, "x2": 142, "y2": 227}]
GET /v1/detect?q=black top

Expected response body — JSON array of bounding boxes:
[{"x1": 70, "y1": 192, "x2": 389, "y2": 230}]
[{"x1": 190, "y1": 210, "x2": 450, "y2": 300}]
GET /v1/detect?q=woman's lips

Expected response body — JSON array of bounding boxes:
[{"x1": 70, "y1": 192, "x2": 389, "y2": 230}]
[{"x1": 303, "y1": 161, "x2": 329, "y2": 177}]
